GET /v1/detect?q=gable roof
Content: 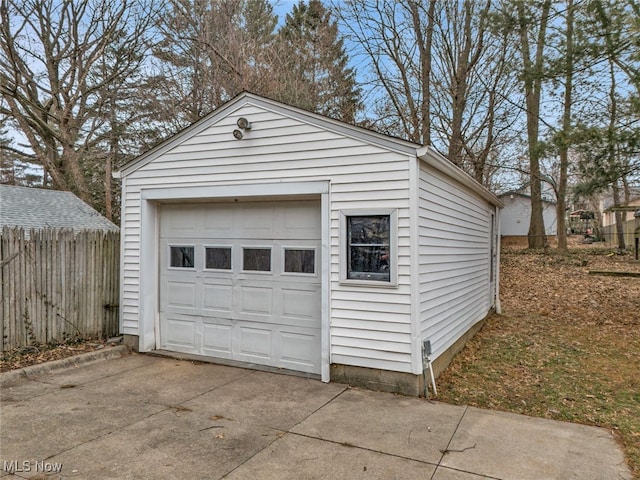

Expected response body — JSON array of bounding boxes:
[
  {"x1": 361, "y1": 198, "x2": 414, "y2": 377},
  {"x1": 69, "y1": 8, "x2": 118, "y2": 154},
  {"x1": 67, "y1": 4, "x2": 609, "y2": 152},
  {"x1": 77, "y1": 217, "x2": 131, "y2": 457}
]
[
  {"x1": 0, "y1": 184, "x2": 119, "y2": 233},
  {"x1": 498, "y1": 191, "x2": 556, "y2": 205},
  {"x1": 115, "y1": 91, "x2": 502, "y2": 207},
  {"x1": 115, "y1": 91, "x2": 421, "y2": 177}
]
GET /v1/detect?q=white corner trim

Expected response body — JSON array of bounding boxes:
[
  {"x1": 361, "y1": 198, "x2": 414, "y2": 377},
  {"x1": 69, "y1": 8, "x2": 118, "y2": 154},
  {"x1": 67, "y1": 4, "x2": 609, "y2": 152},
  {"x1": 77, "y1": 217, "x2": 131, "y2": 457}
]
[
  {"x1": 408, "y1": 157, "x2": 422, "y2": 375},
  {"x1": 139, "y1": 198, "x2": 159, "y2": 352},
  {"x1": 320, "y1": 190, "x2": 331, "y2": 382}
]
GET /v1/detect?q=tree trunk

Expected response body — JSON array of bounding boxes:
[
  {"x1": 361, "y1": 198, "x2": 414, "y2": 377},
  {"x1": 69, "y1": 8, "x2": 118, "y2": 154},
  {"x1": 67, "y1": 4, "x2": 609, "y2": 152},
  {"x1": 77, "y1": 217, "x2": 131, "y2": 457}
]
[
  {"x1": 447, "y1": 1, "x2": 474, "y2": 168},
  {"x1": 105, "y1": 139, "x2": 115, "y2": 222},
  {"x1": 606, "y1": 57, "x2": 625, "y2": 250},
  {"x1": 556, "y1": 0, "x2": 574, "y2": 254},
  {"x1": 517, "y1": 0, "x2": 551, "y2": 249},
  {"x1": 408, "y1": 0, "x2": 436, "y2": 145},
  {"x1": 62, "y1": 145, "x2": 92, "y2": 205},
  {"x1": 612, "y1": 182, "x2": 626, "y2": 249}
]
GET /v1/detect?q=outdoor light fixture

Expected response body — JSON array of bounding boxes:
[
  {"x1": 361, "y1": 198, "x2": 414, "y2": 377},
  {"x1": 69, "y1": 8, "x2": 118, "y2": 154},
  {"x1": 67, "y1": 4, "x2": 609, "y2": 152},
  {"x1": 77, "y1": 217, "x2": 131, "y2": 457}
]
[
  {"x1": 237, "y1": 117, "x2": 251, "y2": 130},
  {"x1": 233, "y1": 117, "x2": 251, "y2": 140}
]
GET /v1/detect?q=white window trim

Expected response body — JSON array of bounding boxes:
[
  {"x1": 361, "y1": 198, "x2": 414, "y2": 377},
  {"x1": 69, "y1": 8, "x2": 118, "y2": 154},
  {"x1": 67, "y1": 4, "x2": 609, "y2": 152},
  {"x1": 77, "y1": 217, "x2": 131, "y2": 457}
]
[
  {"x1": 281, "y1": 246, "x2": 318, "y2": 277},
  {"x1": 339, "y1": 209, "x2": 398, "y2": 287},
  {"x1": 240, "y1": 245, "x2": 273, "y2": 274},
  {"x1": 167, "y1": 244, "x2": 197, "y2": 271},
  {"x1": 203, "y1": 244, "x2": 233, "y2": 272}
]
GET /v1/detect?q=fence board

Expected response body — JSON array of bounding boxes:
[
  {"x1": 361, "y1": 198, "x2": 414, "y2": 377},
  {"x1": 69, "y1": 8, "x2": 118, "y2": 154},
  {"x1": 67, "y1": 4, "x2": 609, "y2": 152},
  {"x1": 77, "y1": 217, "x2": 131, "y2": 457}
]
[
  {"x1": 602, "y1": 219, "x2": 639, "y2": 247},
  {"x1": 0, "y1": 227, "x2": 120, "y2": 352}
]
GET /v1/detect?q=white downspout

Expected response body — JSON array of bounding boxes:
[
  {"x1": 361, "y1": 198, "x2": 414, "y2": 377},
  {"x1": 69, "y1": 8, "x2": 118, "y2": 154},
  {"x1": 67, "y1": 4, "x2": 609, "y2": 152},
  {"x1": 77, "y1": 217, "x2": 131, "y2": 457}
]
[{"x1": 495, "y1": 205, "x2": 502, "y2": 314}]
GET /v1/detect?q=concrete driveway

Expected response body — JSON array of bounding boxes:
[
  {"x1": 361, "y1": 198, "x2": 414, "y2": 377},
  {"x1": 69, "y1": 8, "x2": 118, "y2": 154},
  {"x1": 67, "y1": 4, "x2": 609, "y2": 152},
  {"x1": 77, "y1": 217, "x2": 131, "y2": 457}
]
[{"x1": 0, "y1": 349, "x2": 632, "y2": 480}]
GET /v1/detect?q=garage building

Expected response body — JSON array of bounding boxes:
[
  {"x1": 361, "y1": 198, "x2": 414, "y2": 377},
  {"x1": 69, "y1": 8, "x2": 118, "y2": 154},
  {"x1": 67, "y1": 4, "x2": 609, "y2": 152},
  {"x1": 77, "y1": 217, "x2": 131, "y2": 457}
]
[{"x1": 115, "y1": 92, "x2": 502, "y2": 395}]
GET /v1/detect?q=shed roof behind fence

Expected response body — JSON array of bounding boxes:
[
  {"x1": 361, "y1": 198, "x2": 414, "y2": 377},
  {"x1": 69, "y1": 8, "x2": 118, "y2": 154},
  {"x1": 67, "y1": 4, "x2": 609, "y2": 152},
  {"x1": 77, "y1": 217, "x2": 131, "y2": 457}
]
[{"x1": 0, "y1": 184, "x2": 119, "y2": 233}]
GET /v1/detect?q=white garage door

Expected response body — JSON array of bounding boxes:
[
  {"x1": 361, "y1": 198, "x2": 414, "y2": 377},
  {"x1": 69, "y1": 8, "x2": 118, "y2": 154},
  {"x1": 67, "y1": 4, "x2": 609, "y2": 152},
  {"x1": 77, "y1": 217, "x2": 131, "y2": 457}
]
[{"x1": 159, "y1": 200, "x2": 321, "y2": 374}]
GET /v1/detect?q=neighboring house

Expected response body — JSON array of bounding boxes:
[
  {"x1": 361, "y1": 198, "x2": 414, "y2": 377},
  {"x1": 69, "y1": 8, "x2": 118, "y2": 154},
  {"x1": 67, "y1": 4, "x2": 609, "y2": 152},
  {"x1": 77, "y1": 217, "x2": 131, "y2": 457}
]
[
  {"x1": 114, "y1": 92, "x2": 502, "y2": 395},
  {"x1": 601, "y1": 195, "x2": 640, "y2": 228},
  {"x1": 498, "y1": 191, "x2": 557, "y2": 238},
  {"x1": 600, "y1": 193, "x2": 640, "y2": 246},
  {"x1": 0, "y1": 184, "x2": 119, "y2": 237}
]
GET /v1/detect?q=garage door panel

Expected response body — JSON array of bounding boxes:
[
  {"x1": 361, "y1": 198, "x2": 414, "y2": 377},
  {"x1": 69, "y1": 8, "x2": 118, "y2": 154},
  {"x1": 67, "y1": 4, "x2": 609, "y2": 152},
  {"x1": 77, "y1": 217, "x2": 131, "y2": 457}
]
[
  {"x1": 238, "y1": 325, "x2": 272, "y2": 359},
  {"x1": 160, "y1": 200, "x2": 321, "y2": 374},
  {"x1": 161, "y1": 206, "x2": 202, "y2": 236},
  {"x1": 202, "y1": 319, "x2": 233, "y2": 357},
  {"x1": 203, "y1": 206, "x2": 234, "y2": 235},
  {"x1": 202, "y1": 283, "x2": 233, "y2": 314},
  {"x1": 162, "y1": 280, "x2": 199, "y2": 315},
  {"x1": 239, "y1": 285, "x2": 273, "y2": 315},
  {"x1": 162, "y1": 315, "x2": 198, "y2": 352},
  {"x1": 239, "y1": 204, "x2": 275, "y2": 237},
  {"x1": 280, "y1": 204, "x2": 321, "y2": 239},
  {"x1": 278, "y1": 328, "x2": 321, "y2": 372},
  {"x1": 281, "y1": 287, "x2": 319, "y2": 320}
]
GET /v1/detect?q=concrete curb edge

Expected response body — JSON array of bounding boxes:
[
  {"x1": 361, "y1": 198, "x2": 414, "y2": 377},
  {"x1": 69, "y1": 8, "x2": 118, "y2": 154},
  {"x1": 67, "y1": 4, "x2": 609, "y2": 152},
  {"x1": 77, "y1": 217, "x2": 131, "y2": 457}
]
[{"x1": 0, "y1": 344, "x2": 130, "y2": 387}]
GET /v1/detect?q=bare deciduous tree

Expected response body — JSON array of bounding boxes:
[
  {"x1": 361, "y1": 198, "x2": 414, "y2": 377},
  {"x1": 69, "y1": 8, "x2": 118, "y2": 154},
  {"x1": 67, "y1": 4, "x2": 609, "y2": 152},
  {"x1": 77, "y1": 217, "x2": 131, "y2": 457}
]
[
  {"x1": 431, "y1": 0, "x2": 520, "y2": 185},
  {"x1": 0, "y1": 0, "x2": 156, "y2": 217},
  {"x1": 339, "y1": 0, "x2": 518, "y2": 188},
  {"x1": 555, "y1": 0, "x2": 574, "y2": 253},
  {"x1": 338, "y1": 0, "x2": 436, "y2": 144},
  {"x1": 491, "y1": 0, "x2": 551, "y2": 249}
]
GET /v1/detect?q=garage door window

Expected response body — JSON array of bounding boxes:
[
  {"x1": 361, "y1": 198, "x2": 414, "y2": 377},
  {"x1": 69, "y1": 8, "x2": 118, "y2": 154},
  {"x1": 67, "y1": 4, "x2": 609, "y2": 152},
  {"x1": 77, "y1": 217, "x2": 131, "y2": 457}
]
[
  {"x1": 205, "y1": 246, "x2": 232, "y2": 270},
  {"x1": 170, "y1": 246, "x2": 195, "y2": 268},
  {"x1": 284, "y1": 248, "x2": 315, "y2": 274},
  {"x1": 243, "y1": 247, "x2": 271, "y2": 271}
]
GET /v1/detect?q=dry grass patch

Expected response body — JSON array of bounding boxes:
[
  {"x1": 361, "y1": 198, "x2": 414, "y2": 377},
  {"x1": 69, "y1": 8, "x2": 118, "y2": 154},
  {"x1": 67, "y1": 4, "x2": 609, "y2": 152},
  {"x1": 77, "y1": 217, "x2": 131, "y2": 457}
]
[
  {"x1": 0, "y1": 338, "x2": 109, "y2": 372},
  {"x1": 437, "y1": 247, "x2": 640, "y2": 478}
]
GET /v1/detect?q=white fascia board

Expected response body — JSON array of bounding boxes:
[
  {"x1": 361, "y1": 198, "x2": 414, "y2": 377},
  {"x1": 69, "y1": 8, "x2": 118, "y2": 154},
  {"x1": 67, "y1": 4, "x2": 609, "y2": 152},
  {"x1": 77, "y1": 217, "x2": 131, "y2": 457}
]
[{"x1": 417, "y1": 146, "x2": 504, "y2": 208}]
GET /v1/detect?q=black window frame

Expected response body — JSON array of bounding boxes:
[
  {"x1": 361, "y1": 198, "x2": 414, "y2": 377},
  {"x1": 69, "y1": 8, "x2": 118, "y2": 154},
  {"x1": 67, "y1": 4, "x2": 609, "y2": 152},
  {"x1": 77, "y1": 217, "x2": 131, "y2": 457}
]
[{"x1": 345, "y1": 214, "x2": 391, "y2": 282}]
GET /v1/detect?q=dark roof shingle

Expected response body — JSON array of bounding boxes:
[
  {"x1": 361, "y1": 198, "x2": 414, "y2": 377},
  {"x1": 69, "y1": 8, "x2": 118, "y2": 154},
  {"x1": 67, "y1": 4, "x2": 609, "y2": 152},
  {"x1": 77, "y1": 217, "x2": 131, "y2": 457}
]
[{"x1": 0, "y1": 184, "x2": 119, "y2": 233}]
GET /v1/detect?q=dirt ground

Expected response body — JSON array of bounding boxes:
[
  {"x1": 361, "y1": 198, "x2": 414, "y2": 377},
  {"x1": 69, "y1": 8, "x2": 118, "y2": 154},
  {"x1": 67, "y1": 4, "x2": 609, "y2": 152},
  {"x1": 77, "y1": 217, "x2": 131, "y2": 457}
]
[
  {"x1": 500, "y1": 244, "x2": 640, "y2": 324},
  {"x1": 0, "y1": 338, "x2": 117, "y2": 372}
]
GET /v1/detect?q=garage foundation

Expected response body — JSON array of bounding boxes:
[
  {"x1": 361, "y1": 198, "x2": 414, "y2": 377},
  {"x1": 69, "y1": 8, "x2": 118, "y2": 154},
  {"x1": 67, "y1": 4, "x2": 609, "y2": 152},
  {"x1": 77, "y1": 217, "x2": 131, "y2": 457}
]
[
  {"x1": 331, "y1": 315, "x2": 489, "y2": 397},
  {"x1": 123, "y1": 334, "x2": 139, "y2": 352}
]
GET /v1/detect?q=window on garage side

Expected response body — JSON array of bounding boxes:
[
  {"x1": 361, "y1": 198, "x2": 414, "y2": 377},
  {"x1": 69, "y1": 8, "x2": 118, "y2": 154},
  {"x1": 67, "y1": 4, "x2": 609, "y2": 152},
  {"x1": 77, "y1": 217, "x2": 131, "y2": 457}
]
[
  {"x1": 242, "y1": 247, "x2": 271, "y2": 272},
  {"x1": 205, "y1": 247, "x2": 232, "y2": 270},
  {"x1": 170, "y1": 246, "x2": 195, "y2": 268},
  {"x1": 284, "y1": 248, "x2": 315, "y2": 274},
  {"x1": 346, "y1": 215, "x2": 391, "y2": 282}
]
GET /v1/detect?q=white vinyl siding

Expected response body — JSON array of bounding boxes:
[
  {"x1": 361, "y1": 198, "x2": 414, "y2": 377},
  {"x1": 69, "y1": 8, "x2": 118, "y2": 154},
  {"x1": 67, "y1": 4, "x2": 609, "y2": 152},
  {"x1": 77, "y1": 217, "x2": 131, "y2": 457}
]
[
  {"x1": 418, "y1": 162, "x2": 493, "y2": 360},
  {"x1": 120, "y1": 102, "x2": 414, "y2": 372},
  {"x1": 500, "y1": 195, "x2": 558, "y2": 236}
]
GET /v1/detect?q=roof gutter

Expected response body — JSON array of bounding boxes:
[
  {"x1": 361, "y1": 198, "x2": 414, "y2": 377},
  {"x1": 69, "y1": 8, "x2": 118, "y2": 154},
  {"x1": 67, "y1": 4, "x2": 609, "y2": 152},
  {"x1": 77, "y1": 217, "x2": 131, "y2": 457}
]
[{"x1": 416, "y1": 146, "x2": 503, "y2": 208}]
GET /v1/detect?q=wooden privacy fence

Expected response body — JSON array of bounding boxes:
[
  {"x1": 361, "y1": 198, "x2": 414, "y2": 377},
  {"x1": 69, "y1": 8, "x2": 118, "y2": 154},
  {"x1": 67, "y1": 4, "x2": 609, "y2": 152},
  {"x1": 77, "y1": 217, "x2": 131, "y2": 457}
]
[
  {"x1": 0, "y1": 227, "x2": 120, "y2": 352},
  {"x1": 602, "y1": 218, "x2": 639, "y2": 247}
]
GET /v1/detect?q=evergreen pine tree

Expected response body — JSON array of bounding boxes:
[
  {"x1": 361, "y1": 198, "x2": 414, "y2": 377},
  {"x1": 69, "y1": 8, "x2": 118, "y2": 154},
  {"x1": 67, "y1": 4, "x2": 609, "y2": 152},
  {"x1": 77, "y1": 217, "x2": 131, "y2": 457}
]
[{"x1": 276, "y1": 0, "x2": 361, "y2": 123}]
